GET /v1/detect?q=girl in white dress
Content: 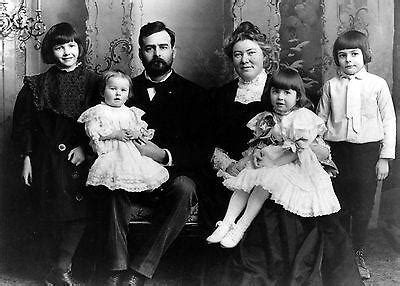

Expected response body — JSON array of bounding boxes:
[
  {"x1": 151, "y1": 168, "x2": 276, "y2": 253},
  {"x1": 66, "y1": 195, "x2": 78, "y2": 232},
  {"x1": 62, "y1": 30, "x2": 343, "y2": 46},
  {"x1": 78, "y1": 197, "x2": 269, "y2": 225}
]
[
  {"x1": 207, "y1": 67, "x2": 340, "y2": 248},
  {"x1": 78, "y1": 70, "x2": 169, "y2": 192}
]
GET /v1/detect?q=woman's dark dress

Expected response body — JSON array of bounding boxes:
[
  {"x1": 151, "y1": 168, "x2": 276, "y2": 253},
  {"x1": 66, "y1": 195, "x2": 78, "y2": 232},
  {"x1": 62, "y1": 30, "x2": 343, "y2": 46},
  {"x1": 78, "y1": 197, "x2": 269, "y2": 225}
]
[
  {"x1": 12, "y1": 65, "x2": 100, "y2": 222},
  {"x1": 200, "y1": 79, "x2": 266, "y2": 226},
  {"x1": 208, "y1": 78, "x2": 362, "y2": 285}
]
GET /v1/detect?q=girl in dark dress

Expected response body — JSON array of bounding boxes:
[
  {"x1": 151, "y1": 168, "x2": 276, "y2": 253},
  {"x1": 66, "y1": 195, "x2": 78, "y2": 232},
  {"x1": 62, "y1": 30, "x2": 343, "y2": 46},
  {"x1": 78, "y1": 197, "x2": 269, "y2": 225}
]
[
  {"x1": 209, "y1": 22, "x2": 363, "y2": 285},
  {"x1": 12, "y1": 22, "x2": 100, "y2": 285}
]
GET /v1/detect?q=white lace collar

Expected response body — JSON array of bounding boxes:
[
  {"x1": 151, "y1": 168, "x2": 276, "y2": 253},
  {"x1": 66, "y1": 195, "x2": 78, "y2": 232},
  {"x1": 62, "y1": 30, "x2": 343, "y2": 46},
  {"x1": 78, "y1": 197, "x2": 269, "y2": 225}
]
[{"x1": 235, "y1": 69, "x2": 268, "y2": 104}]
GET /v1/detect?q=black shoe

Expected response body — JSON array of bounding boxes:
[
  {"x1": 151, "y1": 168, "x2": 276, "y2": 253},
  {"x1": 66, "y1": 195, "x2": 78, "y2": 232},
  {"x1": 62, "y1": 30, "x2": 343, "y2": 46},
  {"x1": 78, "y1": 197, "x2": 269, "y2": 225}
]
[
  {"x1": 103, "y1": 270, "x2": 123, "y2": 286},
  {"x1": 355, "y1": 248, "x2": 371, "y2": 280},
  {"x1": 121, "y1": 269, "x2": 146, "y2": 286},
  {"x1": 44, "y1": 269, "x2": 76, "y2": 286}
]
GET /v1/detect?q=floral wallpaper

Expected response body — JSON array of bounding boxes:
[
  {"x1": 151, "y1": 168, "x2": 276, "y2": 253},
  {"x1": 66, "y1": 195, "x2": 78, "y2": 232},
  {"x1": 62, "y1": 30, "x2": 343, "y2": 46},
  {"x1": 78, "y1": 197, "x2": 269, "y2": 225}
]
[{"x1": 279, "y1": 0, "x2": 324, "y2": 106}]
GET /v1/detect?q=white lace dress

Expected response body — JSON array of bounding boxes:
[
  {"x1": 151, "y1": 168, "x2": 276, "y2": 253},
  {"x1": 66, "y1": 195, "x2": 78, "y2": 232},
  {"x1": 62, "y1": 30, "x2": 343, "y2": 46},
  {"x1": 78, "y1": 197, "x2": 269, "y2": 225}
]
[
  {"x1": 78, "y1": 103, "x2": 169, "y2": 192},
  {"x1": 220, "y1": 108, "x2": 340, "y2": 217}
]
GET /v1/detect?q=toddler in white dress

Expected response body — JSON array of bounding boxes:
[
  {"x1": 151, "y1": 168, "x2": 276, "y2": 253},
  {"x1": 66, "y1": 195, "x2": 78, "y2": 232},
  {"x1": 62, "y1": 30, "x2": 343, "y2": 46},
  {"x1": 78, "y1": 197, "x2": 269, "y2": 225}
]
[
  {"x1": 207, "y1": 67, "x2": 340, "y2": 248},
  {"x1": 78, "y1": 70, "x2": 169, "y2": 192}
]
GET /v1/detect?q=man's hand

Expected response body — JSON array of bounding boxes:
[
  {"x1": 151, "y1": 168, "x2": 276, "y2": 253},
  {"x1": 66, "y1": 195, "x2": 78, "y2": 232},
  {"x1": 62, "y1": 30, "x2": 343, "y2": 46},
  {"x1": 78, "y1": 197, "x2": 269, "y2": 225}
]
[
  {"x1": 376, "y1": 158, "x2": 389, "y2": 181},
  {"x1": 68, "y1": 146, "x2": 86, "y2": 166},
  {"x1": 111, "y1": 129, "x2": 133, "y2": 142},
  {"x1": 22, "y1": 155, "x2": 32, "y2": 187},
  {"x1": 133, "y1": 139, "x2": 168, "y2": 163}
]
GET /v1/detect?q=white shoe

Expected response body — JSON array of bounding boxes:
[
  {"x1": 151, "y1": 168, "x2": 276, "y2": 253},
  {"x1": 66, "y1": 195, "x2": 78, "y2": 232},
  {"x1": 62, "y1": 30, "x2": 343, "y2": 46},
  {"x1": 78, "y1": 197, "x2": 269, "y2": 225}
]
[
  {"x1": 206, "y1": 221, "x2": 232, "y2": 244},
  {"x1": 220, "y1": 224, "x2": 246, "y2": 248}
]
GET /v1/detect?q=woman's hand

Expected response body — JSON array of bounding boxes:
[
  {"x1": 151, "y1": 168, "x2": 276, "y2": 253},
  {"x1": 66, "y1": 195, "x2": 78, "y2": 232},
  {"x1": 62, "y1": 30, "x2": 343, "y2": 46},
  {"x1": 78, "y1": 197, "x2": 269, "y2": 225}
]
[
  {"x1": 68, "y1": 146, "x2": 85, "y2": 166},
  {"x1": 22, "y1": 155, "x2": 32, "y2": 187},
  {"x1": 376, "y1": 158, "x2": 389, "y2": 181}
]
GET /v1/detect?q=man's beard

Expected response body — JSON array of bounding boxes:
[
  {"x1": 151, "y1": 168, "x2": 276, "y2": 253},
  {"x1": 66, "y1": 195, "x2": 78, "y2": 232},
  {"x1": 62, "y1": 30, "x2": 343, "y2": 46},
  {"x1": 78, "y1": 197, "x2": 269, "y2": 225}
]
[{"x1": 144, "y1": 58, "x2": 172, "y2": 77}]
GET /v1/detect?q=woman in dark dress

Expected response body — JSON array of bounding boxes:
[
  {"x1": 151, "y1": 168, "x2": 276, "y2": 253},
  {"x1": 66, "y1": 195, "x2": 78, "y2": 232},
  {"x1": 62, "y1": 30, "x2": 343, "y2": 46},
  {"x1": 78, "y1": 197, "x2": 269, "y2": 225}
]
[
  {"x1": 12, "y1": 23, "x2": 100, "y2": 285},
  {"x1": 208, "y1": 22, "x2": 362, "y2": 285}
]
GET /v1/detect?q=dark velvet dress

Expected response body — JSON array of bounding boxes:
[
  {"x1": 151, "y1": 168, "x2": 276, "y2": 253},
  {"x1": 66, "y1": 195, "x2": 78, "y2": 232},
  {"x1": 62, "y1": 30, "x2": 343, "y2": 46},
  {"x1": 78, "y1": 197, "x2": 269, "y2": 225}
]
[
  {"x1": 208, "y1": 77, "x2": 363, "y2": 285},
  {"x1": 12, "y1": 65, "x2": 100, "y2": 222}
]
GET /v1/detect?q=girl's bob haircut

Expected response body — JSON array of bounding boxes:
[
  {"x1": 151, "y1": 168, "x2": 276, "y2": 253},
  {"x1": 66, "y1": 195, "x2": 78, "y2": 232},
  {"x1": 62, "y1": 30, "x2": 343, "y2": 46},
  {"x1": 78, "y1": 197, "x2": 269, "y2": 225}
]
[
  {"x1": 100, "y1": 70, "x2": 133, "y2": 99},
  {"x1": 41, "y1": 22, "x2": 85, "y2": 64},
  {"x1": 333, "y1": 30, "x2": 371, "y2": 66},
  {"x1": 262, "y1": 66, "x2": 313, "y2": 110}
]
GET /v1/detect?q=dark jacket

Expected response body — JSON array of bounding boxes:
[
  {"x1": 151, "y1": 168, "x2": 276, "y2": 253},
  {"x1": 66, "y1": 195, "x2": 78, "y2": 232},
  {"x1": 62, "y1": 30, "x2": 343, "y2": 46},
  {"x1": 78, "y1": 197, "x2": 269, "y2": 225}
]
[
  {"x1": 12, "y1": 65, "x2": 100, "y2": 221},
  {"x1": 128, "y1": 71, "x2": 212, "y2": 180}
]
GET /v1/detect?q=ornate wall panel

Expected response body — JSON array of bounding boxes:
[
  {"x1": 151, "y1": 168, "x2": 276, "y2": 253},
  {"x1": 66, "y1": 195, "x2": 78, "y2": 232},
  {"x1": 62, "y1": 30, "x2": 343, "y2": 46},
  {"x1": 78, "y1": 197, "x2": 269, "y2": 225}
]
[{"x1": 279, "y1": 0, "x2": 323, "y2": 105}]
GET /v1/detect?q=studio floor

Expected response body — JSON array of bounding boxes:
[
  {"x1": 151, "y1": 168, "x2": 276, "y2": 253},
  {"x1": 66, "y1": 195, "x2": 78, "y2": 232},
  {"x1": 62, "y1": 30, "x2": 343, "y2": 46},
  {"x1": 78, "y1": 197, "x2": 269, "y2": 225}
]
[
  {"x1": 1, "y1": 187, "x2": 400, "y2": 285},
  {"x1": 0, "y1": 226, "x2": 399, "y2": 286}
]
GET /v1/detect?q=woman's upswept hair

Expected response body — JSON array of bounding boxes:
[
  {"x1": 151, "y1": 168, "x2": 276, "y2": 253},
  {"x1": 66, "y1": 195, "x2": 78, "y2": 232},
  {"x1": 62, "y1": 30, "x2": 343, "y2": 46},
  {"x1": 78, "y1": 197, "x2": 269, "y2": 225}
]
[
  {"x1": 100, "y1": 70, "x2": 133, "y2": 99},
  {"x1": 333, "y1": 30, "x2": 371, "y2": 66},
  {"x1": 41, "y1": 22, "x2": 85, "y2": 64},
  {"x1": 224, "y1": 21, "x2": 272, "y2": 60},
  {"x1": 262, "y1": 66, "x2": 313, "y2": 110}
]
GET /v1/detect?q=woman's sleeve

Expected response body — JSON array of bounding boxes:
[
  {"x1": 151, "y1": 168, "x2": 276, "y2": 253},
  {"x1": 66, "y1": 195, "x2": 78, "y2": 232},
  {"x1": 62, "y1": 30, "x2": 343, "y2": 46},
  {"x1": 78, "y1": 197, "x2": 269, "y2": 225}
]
[
  {"x1": 12, "y1": 84, "x2": 34, "y2": 157},
  {"x1": 211, "y1": 147, "x2": 236, "y2": 171}
]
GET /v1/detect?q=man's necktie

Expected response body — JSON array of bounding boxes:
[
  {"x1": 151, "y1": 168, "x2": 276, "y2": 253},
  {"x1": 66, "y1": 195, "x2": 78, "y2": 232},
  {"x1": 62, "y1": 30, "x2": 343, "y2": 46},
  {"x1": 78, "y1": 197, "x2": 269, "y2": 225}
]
[{"x1": 345, "y1": 76, "x2": 361, "y2": 133}]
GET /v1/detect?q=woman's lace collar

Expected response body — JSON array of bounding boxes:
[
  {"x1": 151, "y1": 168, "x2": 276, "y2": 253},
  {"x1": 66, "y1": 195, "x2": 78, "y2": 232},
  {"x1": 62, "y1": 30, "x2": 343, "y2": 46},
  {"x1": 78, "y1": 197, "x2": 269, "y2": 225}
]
[{"x1": 235, "y1": 69, "x2": 268, "y2": 104}]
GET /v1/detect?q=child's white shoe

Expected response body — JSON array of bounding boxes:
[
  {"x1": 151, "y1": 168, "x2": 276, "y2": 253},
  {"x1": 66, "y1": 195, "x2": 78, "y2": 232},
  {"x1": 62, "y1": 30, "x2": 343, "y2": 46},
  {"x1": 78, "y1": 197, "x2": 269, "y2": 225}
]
[
  {"x1": 206, "y1": 221, "x2": 232, "y2": 244},
  {"x1": 220, "y1": 224, "x2": 245, "y2": 248}
]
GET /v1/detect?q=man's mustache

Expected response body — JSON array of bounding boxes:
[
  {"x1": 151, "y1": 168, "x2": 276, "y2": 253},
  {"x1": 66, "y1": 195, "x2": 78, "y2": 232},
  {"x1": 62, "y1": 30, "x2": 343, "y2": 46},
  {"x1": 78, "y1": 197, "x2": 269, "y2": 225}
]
[{"x1": 150, "y1": 58, "x2": 167, "y2": 65}]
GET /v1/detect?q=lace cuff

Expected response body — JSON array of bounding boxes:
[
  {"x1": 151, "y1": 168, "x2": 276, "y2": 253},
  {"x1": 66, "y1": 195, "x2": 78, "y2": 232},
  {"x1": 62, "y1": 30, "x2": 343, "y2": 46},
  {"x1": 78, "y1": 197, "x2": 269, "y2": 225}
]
[{"x1": 211, "y1": 147, "x2": 236, "y2": 171}]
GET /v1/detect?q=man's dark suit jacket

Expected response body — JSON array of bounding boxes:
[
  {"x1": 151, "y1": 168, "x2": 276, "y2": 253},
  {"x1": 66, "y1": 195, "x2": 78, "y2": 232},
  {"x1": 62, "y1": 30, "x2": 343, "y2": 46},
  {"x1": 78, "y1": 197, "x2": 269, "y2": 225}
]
[{"x1": 127, "y1": 71, "x2": 212, "y2": 180}]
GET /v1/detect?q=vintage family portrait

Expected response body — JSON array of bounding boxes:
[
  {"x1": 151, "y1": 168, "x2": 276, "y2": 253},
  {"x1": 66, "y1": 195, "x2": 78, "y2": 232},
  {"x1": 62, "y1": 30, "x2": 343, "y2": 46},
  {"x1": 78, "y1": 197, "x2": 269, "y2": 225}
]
[{"x1": 1, "y1": 0, "x2": 399, "y2": 285}]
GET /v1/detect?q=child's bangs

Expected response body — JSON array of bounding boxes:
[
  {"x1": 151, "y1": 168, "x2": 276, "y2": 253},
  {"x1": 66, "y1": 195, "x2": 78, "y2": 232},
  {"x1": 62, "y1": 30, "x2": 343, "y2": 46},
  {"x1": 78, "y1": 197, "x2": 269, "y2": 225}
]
[
  {"x1": 335, "y1": 36, "x2": 363, "y2": 51},
  {"x1": 271, "y1": 71, "x2": 302, "y2": 91},
  {"x1": 53, "y1": 33, "x2": 78, "y2": 46}
]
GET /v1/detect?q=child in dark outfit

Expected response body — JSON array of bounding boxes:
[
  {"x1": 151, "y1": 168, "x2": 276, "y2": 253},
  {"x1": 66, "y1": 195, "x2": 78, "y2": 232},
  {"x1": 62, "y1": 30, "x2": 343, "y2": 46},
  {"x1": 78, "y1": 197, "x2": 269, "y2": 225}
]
[{"x1": 12, "y1": 22, "x2": 100, "y2": 285}]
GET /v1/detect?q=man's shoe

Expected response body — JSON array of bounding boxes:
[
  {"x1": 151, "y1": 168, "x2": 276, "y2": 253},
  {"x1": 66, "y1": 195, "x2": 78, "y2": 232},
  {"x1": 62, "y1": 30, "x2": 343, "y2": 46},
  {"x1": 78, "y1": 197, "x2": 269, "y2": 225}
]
[
  {"x1": 44, "y1": 268, "x2": 76, "y2": 286},
  {"x1": 103, "y1": 270, "x2": 123, "y2": 286},
  {"x1": 121, "y1": 269, "x2": 146, "y2": 286},
  {"x1": 355, "y1": 249, "x2": 371, "y2": 280}
]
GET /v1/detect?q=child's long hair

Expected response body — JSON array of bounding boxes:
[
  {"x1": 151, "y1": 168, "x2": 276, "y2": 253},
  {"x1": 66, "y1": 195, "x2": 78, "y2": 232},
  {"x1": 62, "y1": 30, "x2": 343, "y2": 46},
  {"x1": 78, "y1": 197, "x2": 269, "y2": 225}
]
[
  {"x1": 41, "y1": 22, "x2": 85, "y2": 64},
  {"x1": 99, "y1": 70, "x2": 133, "y2": 99},
  {"x1": 333, "y1": 30, "x2": 371, "y2": 66},
  {"x1": 262, "y1": 67, "x2": 312, "y2": 111}
]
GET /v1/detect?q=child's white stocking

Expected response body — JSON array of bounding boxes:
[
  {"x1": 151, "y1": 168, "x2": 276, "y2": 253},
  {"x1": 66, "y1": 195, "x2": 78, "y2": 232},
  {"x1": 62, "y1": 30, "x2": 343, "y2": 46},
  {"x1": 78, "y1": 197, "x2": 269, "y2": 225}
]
[
  {"x1": 222, "y1": 190, "x2": 249, "y2": 224},
  {"x1": 235, "y1": 185, "x2": 270, "y2": 231}
]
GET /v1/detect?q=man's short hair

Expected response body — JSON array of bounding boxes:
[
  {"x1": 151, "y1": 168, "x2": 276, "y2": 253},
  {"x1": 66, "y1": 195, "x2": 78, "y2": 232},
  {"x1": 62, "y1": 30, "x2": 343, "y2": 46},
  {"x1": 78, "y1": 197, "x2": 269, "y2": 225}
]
[{"x1": 138, "y1": 21, "x2": 176, "y2": 48}]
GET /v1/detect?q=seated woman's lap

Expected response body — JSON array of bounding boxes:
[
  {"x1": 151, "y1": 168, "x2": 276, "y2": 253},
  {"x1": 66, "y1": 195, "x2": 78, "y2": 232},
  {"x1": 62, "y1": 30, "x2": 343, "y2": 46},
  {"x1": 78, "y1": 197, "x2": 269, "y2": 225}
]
[{"x1": 222, "y1": 200, "x2": 361, "y2": 286}]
